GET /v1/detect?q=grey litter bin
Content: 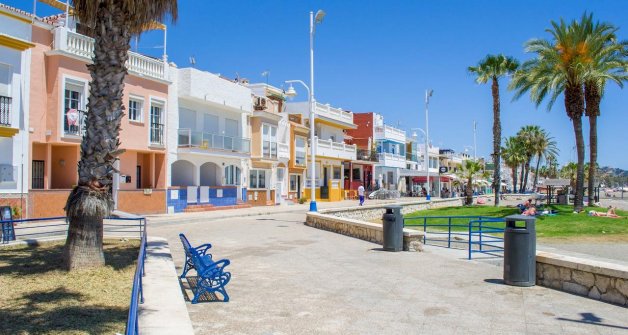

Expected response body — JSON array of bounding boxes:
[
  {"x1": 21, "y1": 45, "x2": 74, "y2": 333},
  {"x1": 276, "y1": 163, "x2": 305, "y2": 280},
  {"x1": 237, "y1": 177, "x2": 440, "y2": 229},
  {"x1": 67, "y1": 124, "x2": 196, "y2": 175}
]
[
  {"x1": 382, "y1": 205, "x2": 403, "y2": 251},
  {"x1": 503, "y1": 215, "x2": 536, "y2": 286}
]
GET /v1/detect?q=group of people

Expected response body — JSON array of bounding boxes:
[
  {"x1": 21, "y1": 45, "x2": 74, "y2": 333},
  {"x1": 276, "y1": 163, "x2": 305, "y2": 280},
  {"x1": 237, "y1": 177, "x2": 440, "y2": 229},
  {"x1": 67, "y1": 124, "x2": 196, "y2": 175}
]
[{"x1": 517, "y1": 198, "x2": 538, "y2": 216}]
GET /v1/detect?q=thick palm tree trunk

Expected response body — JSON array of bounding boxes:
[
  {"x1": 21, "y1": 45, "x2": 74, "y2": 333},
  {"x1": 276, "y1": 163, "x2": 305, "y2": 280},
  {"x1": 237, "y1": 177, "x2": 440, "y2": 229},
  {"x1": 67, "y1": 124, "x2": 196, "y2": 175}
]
[
  {"x1": 64, "y1": 1, "x2": 130, "y2": 270},
  {"x1": 491, "y1": 77, "x2": 501, "y2": 206},
  {"x1": 585, "y1": 83, "x2": 600, "y2": 206},
  {"x1": 565, "y1": 82, "x2": 586, "y2": 212},
  {"x1": 512, "y1": 167, "x2": 518, "y2": 193},
  {"x1": 523, "y1": 160, "x2": 531, "y2": 192},
  {"x1": 466, "y1": 179, "x2": 473, "y2": 205}
]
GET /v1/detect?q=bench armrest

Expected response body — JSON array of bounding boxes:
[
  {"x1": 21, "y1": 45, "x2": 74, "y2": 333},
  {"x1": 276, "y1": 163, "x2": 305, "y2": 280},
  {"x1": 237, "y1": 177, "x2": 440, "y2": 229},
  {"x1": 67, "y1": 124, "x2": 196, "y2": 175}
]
[
  {"x1": 201, "y1": 259, "x2": 231, "y2": 278},
  {"x1": 196, "y1": 243, "x2": 212, "y2": 256}
]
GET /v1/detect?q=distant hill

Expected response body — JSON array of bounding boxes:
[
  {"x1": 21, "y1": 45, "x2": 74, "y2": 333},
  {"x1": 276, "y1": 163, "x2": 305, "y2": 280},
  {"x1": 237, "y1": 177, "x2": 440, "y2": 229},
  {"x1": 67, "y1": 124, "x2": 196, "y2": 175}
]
[{"x1": 598, "y1": 166, "x2": 628, "y2": 186}]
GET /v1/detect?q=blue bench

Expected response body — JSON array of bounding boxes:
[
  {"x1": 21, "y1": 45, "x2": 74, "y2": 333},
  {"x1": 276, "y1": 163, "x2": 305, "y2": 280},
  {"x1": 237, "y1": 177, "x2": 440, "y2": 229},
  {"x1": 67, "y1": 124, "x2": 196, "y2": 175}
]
[{"x1": 179, "y1": 233, "x2": 231, "y2": 303}]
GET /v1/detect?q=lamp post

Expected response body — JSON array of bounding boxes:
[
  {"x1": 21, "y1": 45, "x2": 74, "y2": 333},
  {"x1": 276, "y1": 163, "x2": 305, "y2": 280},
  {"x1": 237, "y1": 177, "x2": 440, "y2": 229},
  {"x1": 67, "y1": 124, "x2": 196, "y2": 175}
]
[
  {"x1": 473, "y1": 120, "x2": 477, "y2": 160},
  {"x1": 284, "y1": 9, "x2": 326, "y2": 212},
  {"x1": 425, "y1": 89, "x2": 433, "y2": 199}
]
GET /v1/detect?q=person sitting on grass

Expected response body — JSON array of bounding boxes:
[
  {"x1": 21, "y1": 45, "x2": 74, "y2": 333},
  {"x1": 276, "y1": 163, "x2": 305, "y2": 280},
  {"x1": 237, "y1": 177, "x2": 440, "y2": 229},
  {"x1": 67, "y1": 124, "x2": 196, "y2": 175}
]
[
  {"x1": 522, "y1": 205, "x2": 537, "y2": 216},
  {"x1": 589, "y1": 206, "x2": 622, "y2": 218}
]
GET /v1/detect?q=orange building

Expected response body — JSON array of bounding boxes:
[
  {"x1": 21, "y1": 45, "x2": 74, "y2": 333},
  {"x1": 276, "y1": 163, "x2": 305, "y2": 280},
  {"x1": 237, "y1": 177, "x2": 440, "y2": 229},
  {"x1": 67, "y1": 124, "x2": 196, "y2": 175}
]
[{"x1": 27, "y1": 15, "x2": 169, "y2": 217}]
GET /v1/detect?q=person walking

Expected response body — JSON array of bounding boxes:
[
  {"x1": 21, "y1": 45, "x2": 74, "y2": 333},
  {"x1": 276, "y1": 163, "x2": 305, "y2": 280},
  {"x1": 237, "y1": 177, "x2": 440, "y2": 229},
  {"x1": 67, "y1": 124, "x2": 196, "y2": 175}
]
[{"x1": 358, "y1": 183, "x2": 365, "y2": 206}]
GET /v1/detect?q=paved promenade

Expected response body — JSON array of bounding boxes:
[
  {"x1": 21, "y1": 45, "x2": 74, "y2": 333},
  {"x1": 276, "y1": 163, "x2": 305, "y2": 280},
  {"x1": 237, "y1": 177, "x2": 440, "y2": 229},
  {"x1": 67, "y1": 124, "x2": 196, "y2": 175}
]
[{"x1": 150, "y1": 212, "x2": 628, "y2": 335}]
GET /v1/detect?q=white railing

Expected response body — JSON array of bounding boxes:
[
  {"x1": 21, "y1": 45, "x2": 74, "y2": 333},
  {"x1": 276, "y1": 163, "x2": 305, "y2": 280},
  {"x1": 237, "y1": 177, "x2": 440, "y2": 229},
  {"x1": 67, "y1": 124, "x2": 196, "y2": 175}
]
[
  {"x1": 177, "y1": 129, "x2": 251, "y2": 154},
  {"x1": 58, "y1": 29, "x2": 166, "y2": 81},
  {"x1": 374, "y1": 125, "x2": 406, "y2": 142},
  {"x1": 311, "y1": 138, "x2": 356, "y2": 161},
  {"x1": 314, "y1": 102, "x2": 353, "y2": 125},
  {"x1": 378, "y1": 152, "x2": 407, "y2": 168},
  {"x1": 278, "y1": 142, "x2": 290, "y2": 160}
]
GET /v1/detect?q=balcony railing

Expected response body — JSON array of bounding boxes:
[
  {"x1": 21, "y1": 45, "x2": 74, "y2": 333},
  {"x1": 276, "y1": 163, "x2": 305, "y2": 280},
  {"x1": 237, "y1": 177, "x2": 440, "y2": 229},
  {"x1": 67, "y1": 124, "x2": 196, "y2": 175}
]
[
  {"x1": 64, "y1": 108, "x2": 87, "y2": 136},
  {"x1": 356, "y1": 149, "x2": 378, "y2": 162},
  {"x1": 55, "y1": 28, "x2": 166, "y2": 81},
  {"x1": 150, "y1": 123, "x2": 164, "y2": 146},
  {"x1": 374, "y1": 125, "x2": 406, "y2": 142},
  {"x1": 406, "y1": 152, "x2": 419, "y2": 162},
  {"x1": 278, "y1": 142, "x2": 290, "y2": 159},
  {"x1": 178, "y1": 128, "x2": 250, "y2": 154},
  {"x1": 311, "y1": 138, "x2": 356, "y2": 161},
  {"x1": 0, "y1": 96, "x2": 11, "y2": 126},
  {"x1": 314, "y1": 102, "x2": 353, "y2": 125},
  {"x1": 378, "y1": 152, "x2": 407, "y2": 168}
]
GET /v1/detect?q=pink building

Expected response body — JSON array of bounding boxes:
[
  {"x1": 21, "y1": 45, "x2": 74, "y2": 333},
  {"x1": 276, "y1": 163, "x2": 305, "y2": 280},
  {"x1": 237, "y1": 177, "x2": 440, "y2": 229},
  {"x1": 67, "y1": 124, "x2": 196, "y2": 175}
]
[{"x1": 27, "y1": 14, "x2": 169, "y2": 217}]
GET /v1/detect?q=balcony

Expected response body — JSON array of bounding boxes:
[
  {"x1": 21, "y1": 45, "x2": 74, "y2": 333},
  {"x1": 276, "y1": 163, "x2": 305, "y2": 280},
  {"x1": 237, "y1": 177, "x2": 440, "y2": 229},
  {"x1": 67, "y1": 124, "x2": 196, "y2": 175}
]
[
  {"x1": 177, "y1": 68, "x2": 251, "y2": 112},
  {"x1": 278, "y1": 142, "x2": 290, "y2": 160},
  {"x1": 311, "y1": 138, "x2": 356, "y2": 161},
  {"x1": 0, "y1": 96, "x2": 11, "y2": 127},
  {"x1": 286, "y1": 102, "x2": 355, "y2": 128},
  {"x1": 374, "y1": 125, "x2": 406, "y2": 143},
  {"x1": 178, "y1": 129, "x2": 250, "y2": 154},
  {"x1": 378, "y1": 152, "x2": 407, "y2": 168},
  {"x1": 356, "y1": 149, "x2": 378, "y2": 162},
  {"x1": 50, "y1": 28, "x2": 166, "y2": 82},
  {"x1": 406, "y1": 152, "x2": 419, "y2": 162},
  {"x1": 63, "y1": 108, "x2": 86, "y2": 137}
]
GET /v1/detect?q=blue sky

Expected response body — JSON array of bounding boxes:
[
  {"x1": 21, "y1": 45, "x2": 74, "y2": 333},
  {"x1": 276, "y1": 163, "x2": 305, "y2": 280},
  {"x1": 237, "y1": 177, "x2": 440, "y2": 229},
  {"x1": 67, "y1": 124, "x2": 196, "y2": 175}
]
[{"x1": 12, "y1": 0, "x2": 628, "y2": 168}]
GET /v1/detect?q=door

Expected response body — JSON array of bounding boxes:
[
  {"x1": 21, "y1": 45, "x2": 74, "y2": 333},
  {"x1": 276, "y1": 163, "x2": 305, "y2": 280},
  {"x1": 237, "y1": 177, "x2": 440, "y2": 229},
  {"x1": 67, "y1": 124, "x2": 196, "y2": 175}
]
[
  {"x1": 136, "y1": 166, "x2": 141, "y2": 189},
  {"x1": 297, "y1": 175, "x2": 301, "y2": 199},
  {"x1": 32, "y1": 160, "x2": 44, "y2": 189},
  {"x1": 323, "y1": 167, "x2": 328, "y2": 187}
]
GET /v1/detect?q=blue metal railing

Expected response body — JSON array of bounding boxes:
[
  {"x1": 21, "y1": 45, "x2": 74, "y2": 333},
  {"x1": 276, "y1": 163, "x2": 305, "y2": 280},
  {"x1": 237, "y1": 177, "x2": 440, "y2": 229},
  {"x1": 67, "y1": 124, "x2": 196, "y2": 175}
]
[
  {"x1": 468, "y1": 218, "x2": 505, "y2": 260},
  {"x1": 403, "y1": 215, "x2": 505, "y2": 259},
  {"x1": 125, "y1": 217, "x2": 147, "y2": 335}
]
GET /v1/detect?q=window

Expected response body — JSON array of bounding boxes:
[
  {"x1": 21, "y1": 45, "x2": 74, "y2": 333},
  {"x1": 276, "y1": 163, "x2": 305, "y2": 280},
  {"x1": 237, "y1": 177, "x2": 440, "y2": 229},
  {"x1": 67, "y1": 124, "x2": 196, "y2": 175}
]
[
  {"x1": 262, "y1": 124, "x2": 277, "y2": 158},
  {"x1": 224, "y1": 165, "x2": 241, "y2": 186},
  {"x1": 333, "y1": 166, "x2": 341, "y2": 180},
  {"x1": 128, "y1": 98, "x2": 143, "y2": 122},
  {"x1": 64, "y1": 82, "x2": 84, "y2": 136},
  {"x1": 295, "y1": 137, "x2": 306, "y2": 165},
  {"x1": 0, "y1": 63, "x2": 10, "y2": 97},
  {"x1": 249, "y1": 169, "x2": 267, "y2": 189},
  {"x1": 289, "y1": 175, "x2": 299, "y2": 192},
  {"x1": 32, "y1": 160, "x2": 44, "y2": 189},
  {"x1": 150, "y1": 102, "x2": 164, "y2": 145}
]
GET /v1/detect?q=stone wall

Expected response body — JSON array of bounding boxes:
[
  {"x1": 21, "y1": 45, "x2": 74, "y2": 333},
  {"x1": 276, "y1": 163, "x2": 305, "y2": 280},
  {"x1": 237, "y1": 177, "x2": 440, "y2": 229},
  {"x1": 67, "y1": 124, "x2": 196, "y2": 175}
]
[
  {"x1": 536, "y1": 251, "x2": 628, "y2": 306},
  {"x1": 321, "y1": 197, "x2": 467, "y2": 221},
  {"x1": 306, "y1": 212, "x2": 423, "y2": 251}
]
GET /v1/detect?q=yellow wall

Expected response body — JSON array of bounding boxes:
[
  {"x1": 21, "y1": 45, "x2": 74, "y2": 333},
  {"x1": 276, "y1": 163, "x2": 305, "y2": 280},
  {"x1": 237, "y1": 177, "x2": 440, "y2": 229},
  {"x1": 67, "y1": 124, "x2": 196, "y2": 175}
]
[{"x1": 304, "y1": 181, "x2": 344, "y2": 202}]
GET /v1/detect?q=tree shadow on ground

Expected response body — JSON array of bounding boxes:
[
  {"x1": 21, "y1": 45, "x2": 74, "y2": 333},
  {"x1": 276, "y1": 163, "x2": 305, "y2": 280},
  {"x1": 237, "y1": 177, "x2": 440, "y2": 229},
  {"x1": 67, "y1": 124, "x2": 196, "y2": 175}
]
[
  {"x1": 0, "y1": 288, "x2": 128, "y2": 334},
  {"x1": 0, "y1": 240, "x2": 138, "y2": 276}
]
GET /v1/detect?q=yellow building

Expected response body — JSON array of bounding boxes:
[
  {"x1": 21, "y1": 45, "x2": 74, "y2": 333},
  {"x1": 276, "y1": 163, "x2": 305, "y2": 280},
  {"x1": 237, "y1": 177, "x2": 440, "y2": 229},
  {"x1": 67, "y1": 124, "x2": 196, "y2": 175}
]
[{"x1": 286, "y1": 101, "x2": 357, "y2": 202}]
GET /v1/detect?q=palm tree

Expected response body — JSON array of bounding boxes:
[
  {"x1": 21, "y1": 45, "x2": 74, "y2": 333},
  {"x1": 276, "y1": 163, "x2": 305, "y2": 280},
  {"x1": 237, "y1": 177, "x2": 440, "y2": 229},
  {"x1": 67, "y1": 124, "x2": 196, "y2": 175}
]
[
  {"x1": 531, "y1": 129, "x2": 559, "y2": 190},
  {"x1": 577, "y1": 14, "x2": 628, "y2": 205},
  {"x1": 502, "y1": 136, "x2": 525, "y2": 193},
  {"x1": 560, "y1": 162, "x2": 578, "y2": 191},
  {"x1": 510, "y1": 18, "x2": 589, "y2": 212},
  {"x1": 64, "y1": 0, "x2": 178, "y2": 270},
  {"x1": 457, "y1": 159, "x2": 488, "y2": 206},
  {"x1": 468, "y1": 55, "x2": 519, "y2": 206},
  {"x1": 515, "y1": 125, "x2": 540, "y2": 192}
]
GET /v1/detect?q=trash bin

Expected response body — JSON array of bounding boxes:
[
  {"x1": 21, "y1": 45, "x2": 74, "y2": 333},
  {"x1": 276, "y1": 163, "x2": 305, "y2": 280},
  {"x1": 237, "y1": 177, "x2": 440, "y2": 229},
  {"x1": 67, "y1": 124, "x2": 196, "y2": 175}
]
[
  {"x1": 503, "y1": 215, "x2": 536, "y2": 286},
  {"x1": 0, "y1": 206, "x2": 15, "y2": 243},
  {"x1": 382, "y1": 205, "x2": 403, "y2": 251}
]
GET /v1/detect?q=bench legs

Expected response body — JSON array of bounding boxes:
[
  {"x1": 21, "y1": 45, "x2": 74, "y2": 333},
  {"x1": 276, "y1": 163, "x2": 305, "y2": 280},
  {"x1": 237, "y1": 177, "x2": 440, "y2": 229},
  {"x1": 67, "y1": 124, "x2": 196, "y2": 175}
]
[
  {"x1": 191, "y1": 273, "x2": 231, "y2": 304},
  {"x1": 180, "y1": 256, "x2": 194, "y2": 279}
]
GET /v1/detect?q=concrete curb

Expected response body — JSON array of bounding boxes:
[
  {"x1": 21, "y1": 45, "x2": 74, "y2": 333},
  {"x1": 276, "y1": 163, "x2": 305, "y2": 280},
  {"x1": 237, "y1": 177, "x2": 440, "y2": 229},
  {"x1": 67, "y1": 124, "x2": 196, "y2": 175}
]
[{"x1": 139, "y1": 237, "x2": 194, "y2": 335}]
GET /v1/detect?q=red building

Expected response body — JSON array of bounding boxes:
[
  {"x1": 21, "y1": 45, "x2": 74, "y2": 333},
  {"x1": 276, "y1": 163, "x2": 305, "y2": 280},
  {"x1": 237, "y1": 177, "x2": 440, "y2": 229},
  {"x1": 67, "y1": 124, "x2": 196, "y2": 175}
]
[{"x1": 344, "y1": 112, "x2": 378, "y2": 192}]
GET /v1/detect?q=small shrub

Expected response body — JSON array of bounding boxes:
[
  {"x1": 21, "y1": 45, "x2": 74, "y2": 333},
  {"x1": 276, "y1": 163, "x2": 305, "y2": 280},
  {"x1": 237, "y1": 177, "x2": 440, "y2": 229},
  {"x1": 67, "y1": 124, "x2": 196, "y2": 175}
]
[
  {"x1": 11, "y1": 206, "x2": 21, "y2": 219},
  {"x1": 298, "y1": 197, "x2": 307, "y2": 204}
]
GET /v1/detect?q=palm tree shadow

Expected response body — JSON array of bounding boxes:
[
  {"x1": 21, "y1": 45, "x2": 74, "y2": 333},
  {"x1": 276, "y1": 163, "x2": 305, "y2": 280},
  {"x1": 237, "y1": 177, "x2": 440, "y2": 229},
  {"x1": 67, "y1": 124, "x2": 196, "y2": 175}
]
[{"x1": 0, "y1": 288, "x2": 128, "y2": 334}]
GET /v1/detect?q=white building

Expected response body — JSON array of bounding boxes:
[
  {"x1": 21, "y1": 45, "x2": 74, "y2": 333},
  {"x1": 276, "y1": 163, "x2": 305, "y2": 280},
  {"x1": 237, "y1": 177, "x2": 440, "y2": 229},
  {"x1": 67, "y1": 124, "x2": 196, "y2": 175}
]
[
  {"x1": 166, "y1": 67, "x2": 252, "y2": 212},
  {"x1": 0, "y1": 5, "x2": 33, "y2": 216}
]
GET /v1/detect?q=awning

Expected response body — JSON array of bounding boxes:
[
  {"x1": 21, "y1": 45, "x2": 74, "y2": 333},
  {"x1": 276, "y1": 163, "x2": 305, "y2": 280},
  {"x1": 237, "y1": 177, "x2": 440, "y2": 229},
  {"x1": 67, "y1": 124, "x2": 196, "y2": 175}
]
[{"x1": 411, "y1": 176, "x2": 451, "y2": 183}]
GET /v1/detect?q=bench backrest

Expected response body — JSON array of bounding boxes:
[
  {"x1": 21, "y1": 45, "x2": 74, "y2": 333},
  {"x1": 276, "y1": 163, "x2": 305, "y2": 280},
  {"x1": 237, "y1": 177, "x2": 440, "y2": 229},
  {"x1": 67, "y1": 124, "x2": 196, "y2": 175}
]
[{"x1": 179, "y1": 233, "x2": 194, "y2": 258}]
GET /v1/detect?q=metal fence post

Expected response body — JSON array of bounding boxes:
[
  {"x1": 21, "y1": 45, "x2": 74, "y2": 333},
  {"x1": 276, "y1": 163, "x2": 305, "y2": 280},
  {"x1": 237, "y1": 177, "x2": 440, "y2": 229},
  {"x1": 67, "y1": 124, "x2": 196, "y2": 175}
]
[
  {"x1": 468, "y1": 221, "x2": 472, "y2": 260},
  {"x1": 447, "y1": 217, "x2": 452, "y2": 248}
]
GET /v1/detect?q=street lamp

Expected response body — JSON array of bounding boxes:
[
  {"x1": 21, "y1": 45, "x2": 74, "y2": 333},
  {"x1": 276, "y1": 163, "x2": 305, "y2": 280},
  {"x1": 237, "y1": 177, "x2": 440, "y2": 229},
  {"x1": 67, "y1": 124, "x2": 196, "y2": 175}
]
[
  {"x1": 284, "y1": 9, "x2": 325, "y2": 212},
  {"x1": 425, "y1": 89, "x2": 433, "y2": 200}
]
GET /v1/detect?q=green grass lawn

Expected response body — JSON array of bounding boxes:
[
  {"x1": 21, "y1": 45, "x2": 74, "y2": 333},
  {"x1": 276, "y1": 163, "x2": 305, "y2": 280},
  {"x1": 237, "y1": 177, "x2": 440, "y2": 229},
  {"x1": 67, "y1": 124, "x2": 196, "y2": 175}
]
[
  {"x1": 0, "y1": 239, "x2": 139, "y2": 335},
  {"x1": 404, "y1": 205, "x2": 628, "y2": 239}
]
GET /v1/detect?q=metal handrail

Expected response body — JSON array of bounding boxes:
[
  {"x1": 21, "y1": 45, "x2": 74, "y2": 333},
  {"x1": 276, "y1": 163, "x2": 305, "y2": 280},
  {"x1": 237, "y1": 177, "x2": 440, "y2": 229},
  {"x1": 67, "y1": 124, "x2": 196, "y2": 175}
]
[
  {"x1": 125, "y1": 218, "x2": 147, "y2": 335},
  {"x1": 403, "y1": 215, "x2": 505, "y2": 259},
  {"x1": 0, "y1": 95, "x2": 11, "y2": 126}
]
